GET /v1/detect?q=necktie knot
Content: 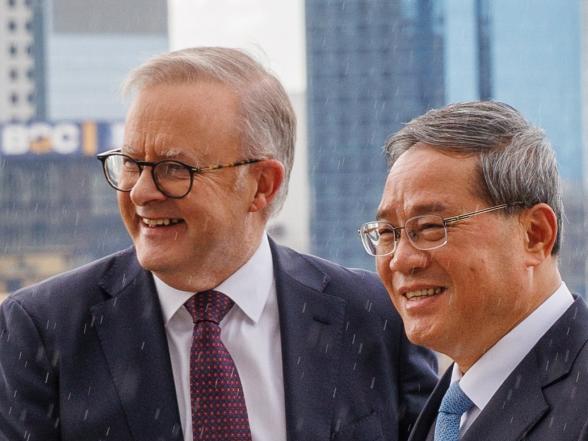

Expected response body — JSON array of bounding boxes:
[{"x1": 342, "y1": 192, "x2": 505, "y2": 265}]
[
  {"x1": 434, "y1": 382, "x2": 474, "y2": 441},
  {"x1": 185, "y1": 290, "x2": 234, "y2": 324},
  {"x1": 439, "y1": 382, "x2": 474, "y2": 415}
]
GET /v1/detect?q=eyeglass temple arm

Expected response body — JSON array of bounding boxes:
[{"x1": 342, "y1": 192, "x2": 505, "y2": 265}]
[
  {"x1": 194, "y1": 158, "x2": 263, "y2": 173},
  {"x1": 443, "y1": 203, "x2": 521, "y2": 225}
]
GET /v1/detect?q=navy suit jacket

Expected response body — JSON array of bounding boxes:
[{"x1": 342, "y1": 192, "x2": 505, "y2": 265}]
[
  {"x1": 0, "y1": 240, "x2": 437, "y2": 441},
  {"x1": 408, "y1": 296, "x2": 588, "y2": 441}
]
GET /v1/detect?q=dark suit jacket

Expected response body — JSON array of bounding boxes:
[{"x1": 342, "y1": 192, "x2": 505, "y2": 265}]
[
  {"x1": 0, "y1": 240, "x2": 437, "y2": 441},
  {"x1": 408, "y1": 296, "x2": 588, "y2": 441}
]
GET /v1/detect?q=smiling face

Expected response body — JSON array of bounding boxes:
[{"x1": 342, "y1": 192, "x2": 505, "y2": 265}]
[
  {"x1": 376, "y1": 144, "x2": 532, "y2": 369},
  {"x1": 119, "y1": 81, "x2": 265, "y2": 291}
]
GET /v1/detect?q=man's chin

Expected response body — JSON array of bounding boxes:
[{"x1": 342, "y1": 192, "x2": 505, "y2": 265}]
[
  {"x1": 135, "y1": 249, "x2": 174, "y2": 274},
  {"x1": 403, "y1": 322, "x2": 439, "y2": 348}
]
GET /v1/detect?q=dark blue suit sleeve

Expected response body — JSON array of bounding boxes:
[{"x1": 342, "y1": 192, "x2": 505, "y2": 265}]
[
  {"x1": 0, "y1": 298, "x2": 60, "y2": 441},
  {"x1": 396, "y1": 329, "x2": 438, "y2": 440}
]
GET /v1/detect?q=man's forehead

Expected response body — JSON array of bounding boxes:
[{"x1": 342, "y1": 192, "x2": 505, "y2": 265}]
[
  {"x1": 122, "y1": 81, "x2": 242, "y2": 162},
  {"x1": 389, "y1": 145, "x2": 479, "y2": 185},
  {"x1": 376, "y1": 197, "x2": 449, "y2": 221},
  {"x1": 377, "y1": 146, "x2": 480, "y2": 220}
]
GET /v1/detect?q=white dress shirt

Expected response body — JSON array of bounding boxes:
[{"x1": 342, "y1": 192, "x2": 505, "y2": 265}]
[
  {"x1": 451, "y1": 282, "x2": 574, "y2": 435},
  {"x1": 154, "y1": 235, "x2": 286, "y2": 441}
]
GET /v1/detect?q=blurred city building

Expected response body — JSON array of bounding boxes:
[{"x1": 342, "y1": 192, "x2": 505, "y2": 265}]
[
  {"x1": 2, "y1": 0, "x2": 586, "y2": 297},
  {"x1": 584, "y1": 0, "x2": 588, "y2": 292},
  {"x1": 0, "y1": 0, "x2": 168, "y2": 294},
  {"x1": 306, "y1": 0, "x2": 445, "y2": 267},
  {"x1": 0, "y1": 0, "x2": 38, "y2": 121},
  {"x1": 46, "y1": 0, "x2": 167, "y2": 120},
  {"x1": 306, "y1": 0, "x2": 587, "y2": 295}
]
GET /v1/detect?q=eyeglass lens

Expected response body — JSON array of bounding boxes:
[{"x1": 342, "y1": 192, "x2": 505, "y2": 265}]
[
  {"x1": 362, "y1": 215, "x2": 448, "y2": 256},
  {"x1": 103, "y1": 154, "x2": 192, "y2": 198}
]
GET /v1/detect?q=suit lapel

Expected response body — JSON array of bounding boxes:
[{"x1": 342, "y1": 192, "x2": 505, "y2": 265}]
[
  {"x1": 92, "y1": 250, "x2": 183, "y2": 441},
  {"x1": 461, "y1": 351, "x2": 548, "y2": 441},
  {"x1": 410, "y1": 298, "x2": 588, "y2": 441},
  {"x1": 408, "y1": 368, "x2": 451, "y2": 441},
  {"x1": 271, "y1": 240, "x2": 347, "y2": 441},
  {"x1": 463, "y1": 297, "x2": 588, "y2": 441}
]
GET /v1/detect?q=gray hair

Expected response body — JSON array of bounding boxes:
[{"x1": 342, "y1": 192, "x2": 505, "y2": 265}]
[
  {"x1": 384, "y1": 101, "x2": 564, "y2": 255},
  {"x1": 123, "y1": 47, "x2": 296, "y2": 215}
]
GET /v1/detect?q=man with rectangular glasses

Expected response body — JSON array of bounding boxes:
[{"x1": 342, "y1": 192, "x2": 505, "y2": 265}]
[
  {"x1": 359, "y1": 101, "x2": 588, "y2": 441},
  {"x1": 0, "y1": 47, "x2": 437, "y2": 441}
]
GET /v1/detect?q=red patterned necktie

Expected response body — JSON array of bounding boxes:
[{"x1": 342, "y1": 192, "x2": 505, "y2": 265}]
[{"x1": 184, "y1": 290, "x2": 252, "y2": 441}]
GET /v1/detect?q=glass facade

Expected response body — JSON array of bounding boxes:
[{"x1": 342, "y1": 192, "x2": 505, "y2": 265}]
[
  {"x1": 0, "y1": 157, "x2": 129, "y2": 292},
  {"x1": 306, "y1": 0, "x2": 445, "y2": 268}
]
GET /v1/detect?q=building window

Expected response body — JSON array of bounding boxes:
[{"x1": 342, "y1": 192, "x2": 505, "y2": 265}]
[
  {"x1": 27, "y1": 93, "x2": 34, "y2": 103},
  {"x1": 8, "y1": 20, "x2": 17, "y2": 32},
  {"x1": 9, "y1": 69, "x2": 17, "y2": 80},
  {"x1": 25, "y1": 20, "x2": 33, "y2": 31},
  {"x1": 9, "y1": 44, "x2": 17, "y2": 56},
  {"x1": 8, "y1": 0, "x2": 17, "y2": 7},
  {"x1": 10, "y1": 93, "x2": 19, "y2": 104},
  {"x1": 26, "y1": 44, "x2": 33, "y2": 55},
  {"x1": 26, "y1": 68, "x2": 34, "y2": 79}
]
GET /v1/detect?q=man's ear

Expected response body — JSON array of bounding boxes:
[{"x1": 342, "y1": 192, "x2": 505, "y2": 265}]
[
  {"x1": 248, "y1": 159, "x2": 285, "y2": 213},
  {"x1": 520, "y1": 203, "x2": 558, "y2": 265}
]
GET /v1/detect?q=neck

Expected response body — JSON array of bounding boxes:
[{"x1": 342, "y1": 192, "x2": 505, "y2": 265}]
[
  {"x1": 455, "y1": 265, "x2": 562, "y2": 373},
  {"x1": 155, "y1": 230, "x2": 265, "y2": 292}
]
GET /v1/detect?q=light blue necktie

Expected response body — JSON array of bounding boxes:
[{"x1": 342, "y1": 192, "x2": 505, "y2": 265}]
[{"x1": 434, "y1": 382, "x2": 474, "y2": 441}]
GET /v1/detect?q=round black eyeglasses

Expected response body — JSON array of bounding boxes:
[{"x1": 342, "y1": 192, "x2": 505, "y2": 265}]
[{"x1": 97, "y1": 148, "x2": 263, "y2": 199}]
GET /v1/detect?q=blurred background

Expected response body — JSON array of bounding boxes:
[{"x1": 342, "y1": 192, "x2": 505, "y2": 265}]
[{"x1": 1, "y1": 0, "x2": 587, "y2": 303}]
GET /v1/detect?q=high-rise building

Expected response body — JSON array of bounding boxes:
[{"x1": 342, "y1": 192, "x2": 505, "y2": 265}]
[
  {"x1": 1, "y1": 0, "x2": 168, "y2": 123},
  {"x1": 0, "y1": 0, "x2": 168, "y2": 293},
  {"x1": 306, "y1": 0, "x2": 445, "y2": 268},
  {"x1": 46, "y1": 0, "x2": 168, "y2": 119},
  {"x1": 0, "y1": 0, "x2": 39, "y2": 121},
  {"x1": 583, "y1": 0, "x2": 588, "y2": 296}
]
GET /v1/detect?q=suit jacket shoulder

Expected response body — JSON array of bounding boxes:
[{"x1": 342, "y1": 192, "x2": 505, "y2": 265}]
[
  {"x1": 409, "y1": 296, "x2": 588, "y2": 441},
  {"x1": 0, "y1": 247, "x2": 182, "y2": 441},
  {"x1": 0, "y1": 242, "x2": 438, "y2": 441},
  {"x1": 273, "y1": 242, "x2": 399, "y2": 311},
  {"x1": 7, "y1": 247, "x2": 139, "y2": 316},
  {"x1": 270, "y1": 240, "x2": 438, "y2": 441}
]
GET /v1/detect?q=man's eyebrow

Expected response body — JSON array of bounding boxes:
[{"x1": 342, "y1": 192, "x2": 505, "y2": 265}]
[
  {"x1": 121, "y1": 146, "x2": 197, "y2": 163},
  {"x1": 160, "y1": 149, "x2": 206, "y2": 166},
  {"x1": 412, "y1": 202, "x2": 448, "y2": 215},
  {"x1": 161, "y1": 148, "x2": 186, "y2": 159},
  {"x1": 121, "y1": 144, "x2": 139, "y2": 156},
  {"x1": 376, "y1": 202, "x2": 448, "y2": 221}
]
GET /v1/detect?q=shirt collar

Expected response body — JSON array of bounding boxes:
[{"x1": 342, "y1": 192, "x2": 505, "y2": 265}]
[
  {"x1": 155, "y1": 234, "x2": 274, "y2": 325},
  {"x1": 452, "y1": 282, "x2": 574, "y2": 411}
]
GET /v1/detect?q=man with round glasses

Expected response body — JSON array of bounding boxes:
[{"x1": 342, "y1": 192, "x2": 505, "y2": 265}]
[
  {"x1": 0, "y1": 48, "x2": 436, "y2": 441},
  {"x1": 360, "y1": 101, "x2": 588, "y2": 441}
]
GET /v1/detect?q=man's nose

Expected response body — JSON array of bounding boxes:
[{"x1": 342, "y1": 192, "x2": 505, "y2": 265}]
[
  {"x1": 387, "y1": 233, "x2": 431, "y2": 275},
  {"x1": 129, "y1": 167, "x2": 167, "y2": 205}
]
